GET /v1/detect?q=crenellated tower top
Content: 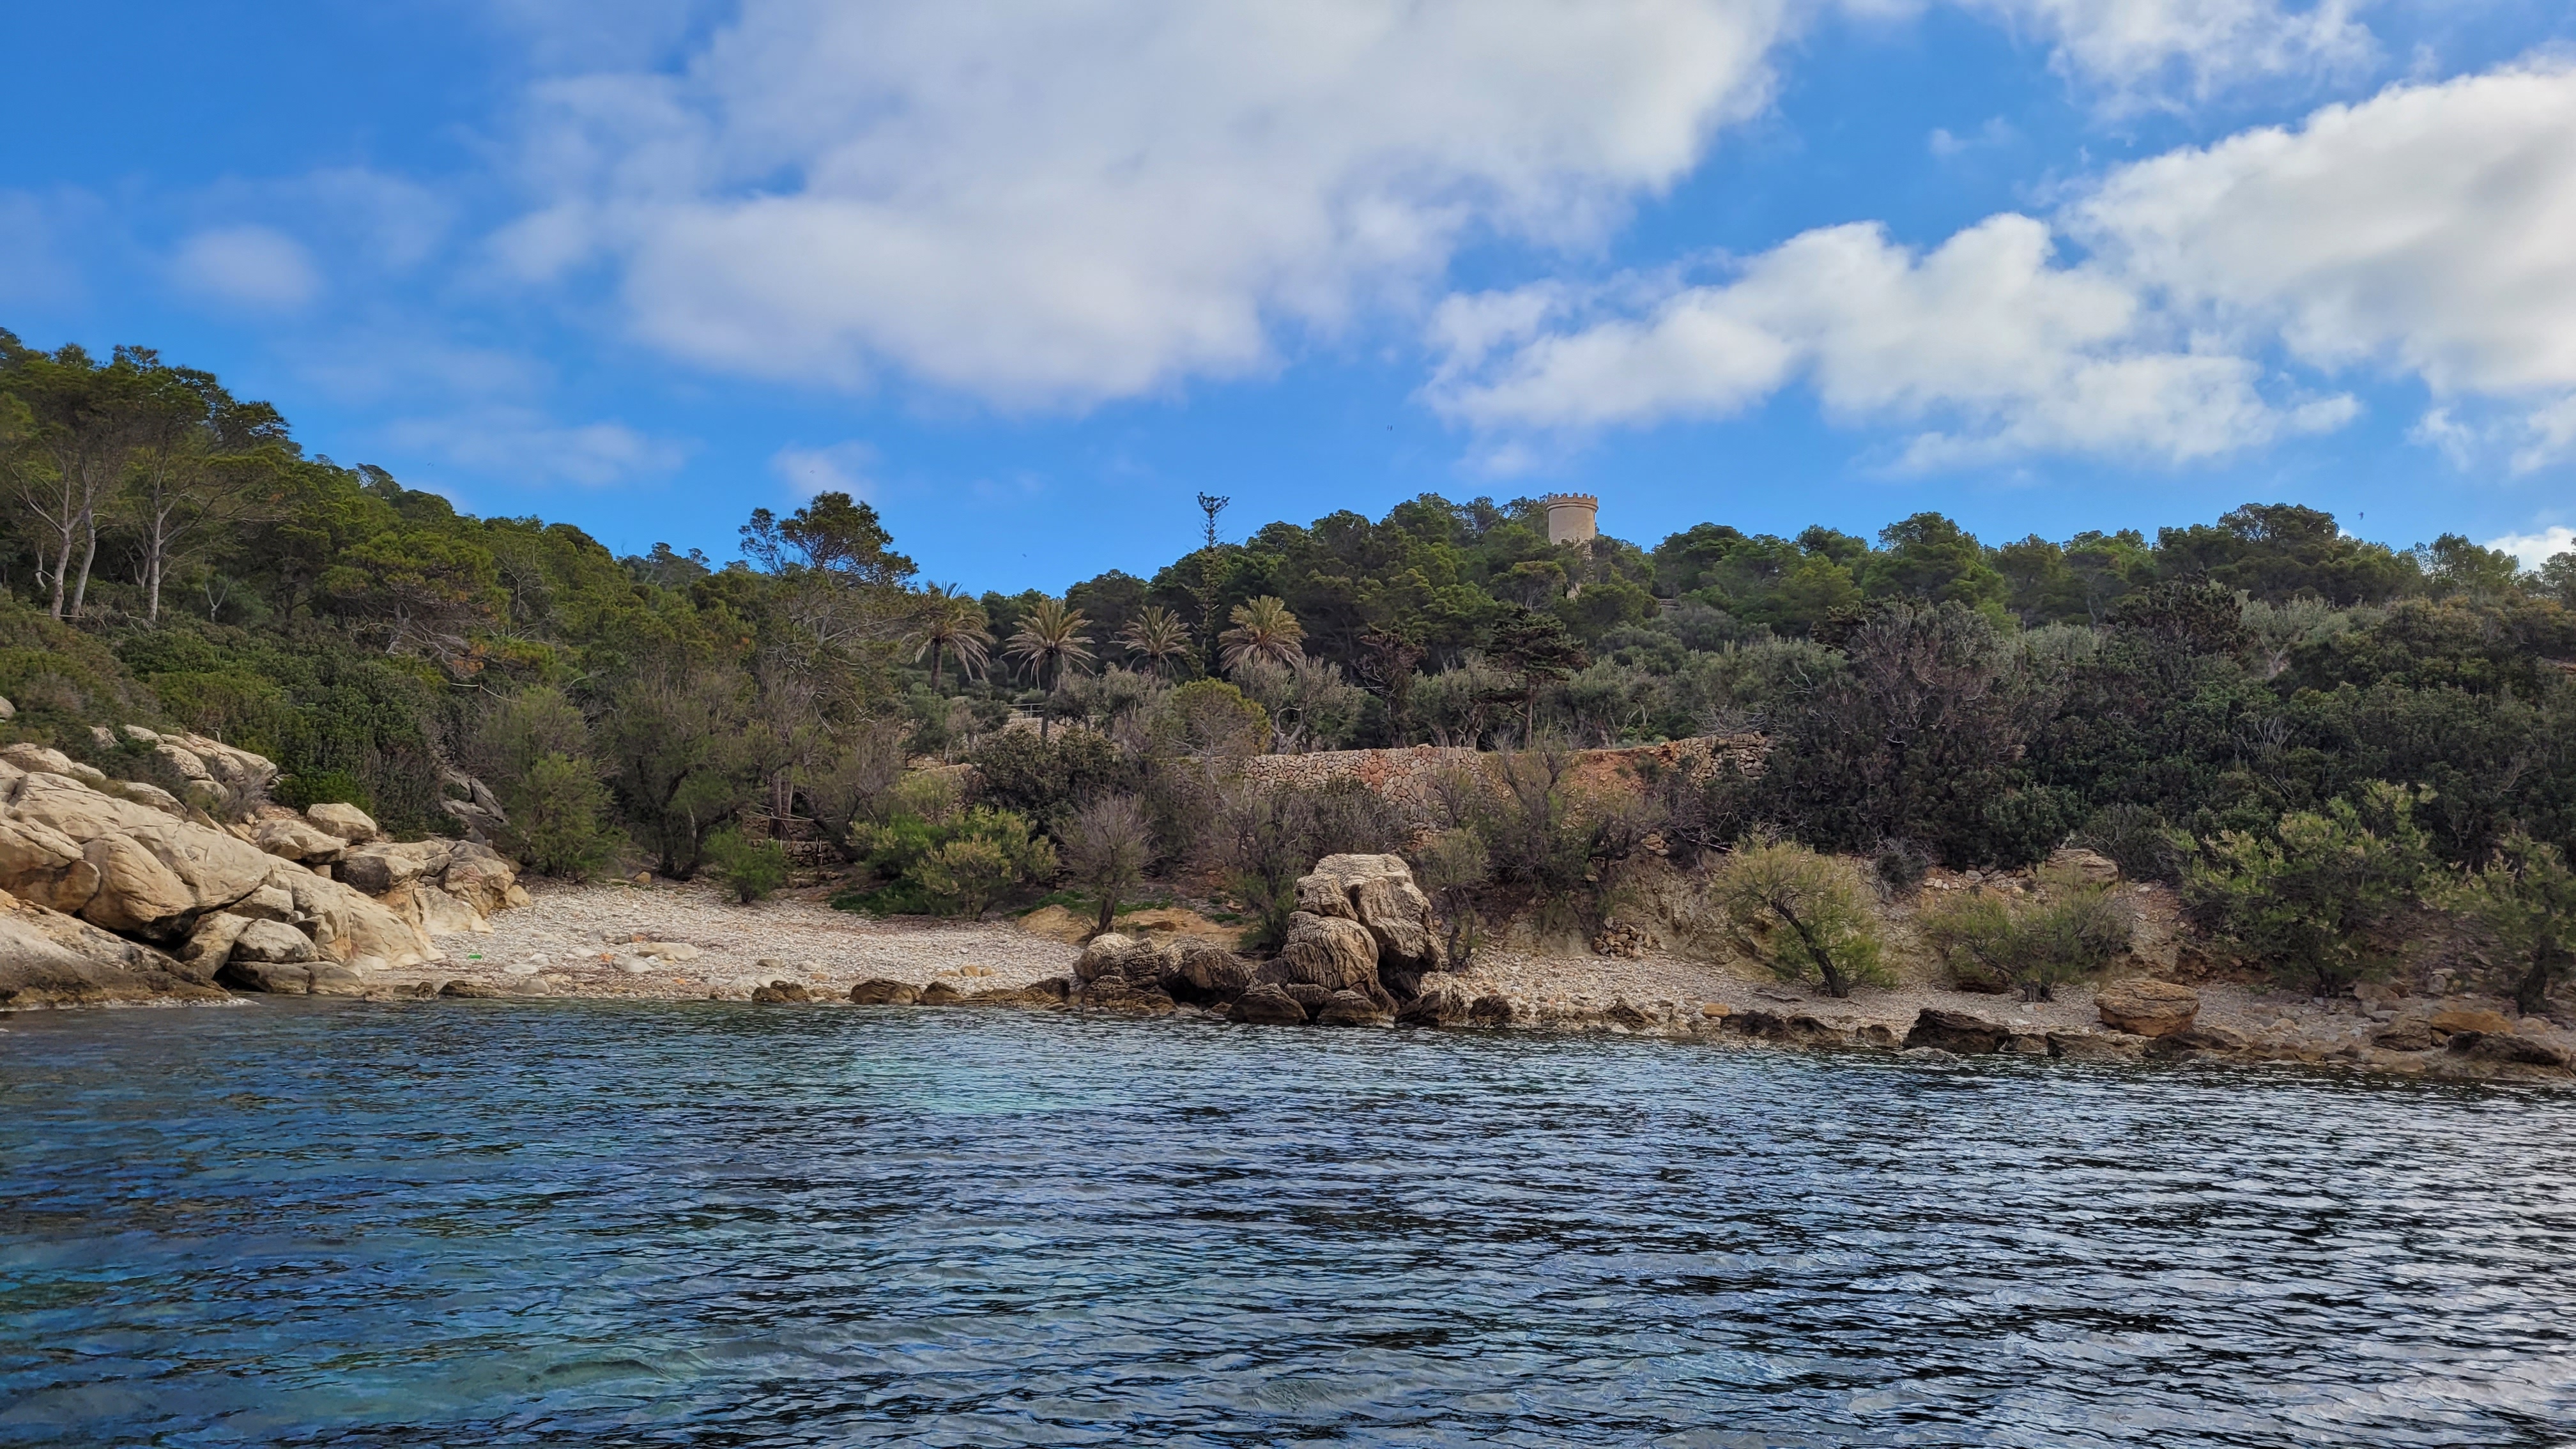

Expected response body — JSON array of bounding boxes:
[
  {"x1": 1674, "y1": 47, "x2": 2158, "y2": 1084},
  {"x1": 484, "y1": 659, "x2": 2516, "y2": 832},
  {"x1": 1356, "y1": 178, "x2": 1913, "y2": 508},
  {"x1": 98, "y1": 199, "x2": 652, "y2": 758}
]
[{"x1": 1540, "y1": 493, "x2": 1599, "y2": 548}]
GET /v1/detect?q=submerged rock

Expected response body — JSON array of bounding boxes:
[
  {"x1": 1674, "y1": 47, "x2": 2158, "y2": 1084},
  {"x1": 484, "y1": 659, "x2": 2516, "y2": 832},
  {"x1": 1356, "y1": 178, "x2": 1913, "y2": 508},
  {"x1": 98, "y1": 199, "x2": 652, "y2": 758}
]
[{"x1": 1904, "y1": 1008, "x2": 2012, "y2": 1054}]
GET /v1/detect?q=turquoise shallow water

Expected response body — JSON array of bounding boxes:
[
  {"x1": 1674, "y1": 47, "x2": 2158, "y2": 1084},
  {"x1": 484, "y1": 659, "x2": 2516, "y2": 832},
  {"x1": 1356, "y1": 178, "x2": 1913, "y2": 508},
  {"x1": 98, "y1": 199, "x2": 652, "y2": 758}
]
[{"x1": 2, "y1": 1000, "x2": 2573, "y2": 1447}]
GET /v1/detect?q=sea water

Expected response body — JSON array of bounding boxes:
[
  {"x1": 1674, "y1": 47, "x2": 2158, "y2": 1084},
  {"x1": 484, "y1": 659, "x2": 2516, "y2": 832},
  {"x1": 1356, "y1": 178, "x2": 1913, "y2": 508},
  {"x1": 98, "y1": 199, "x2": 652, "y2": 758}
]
[{"x1": 3, "y1": 1000, "x2": 2572, "y2": 1446}]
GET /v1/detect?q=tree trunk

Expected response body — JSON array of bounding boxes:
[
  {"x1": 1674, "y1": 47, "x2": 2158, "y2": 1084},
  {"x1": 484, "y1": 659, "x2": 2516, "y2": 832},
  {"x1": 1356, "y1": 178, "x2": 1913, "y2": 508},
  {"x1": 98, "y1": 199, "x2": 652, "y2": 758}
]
[
  {"x1": 70, "y1": 516, "x2": 98, "y2": 618},
  {"x1": 2514, "y1": 951, "x2": 2562, "y2": 1018}
]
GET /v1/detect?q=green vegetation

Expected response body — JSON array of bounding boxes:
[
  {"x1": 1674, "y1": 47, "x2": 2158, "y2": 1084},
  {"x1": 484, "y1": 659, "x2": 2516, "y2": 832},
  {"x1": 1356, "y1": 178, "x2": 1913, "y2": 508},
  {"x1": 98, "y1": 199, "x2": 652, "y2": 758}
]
[
  {"x1": 2186, "y1": 783, "x2": 2437, "y2": 997},
  {"x1": 1919, "y1": 869, "x2": 2135, "y2": 1001},
  {"x1": 1711, "y1": 838, "x2": 1887, "y2": 999},
  {"x1": 5, "y1": 326, "x2": 2575, "y2": 1003}
]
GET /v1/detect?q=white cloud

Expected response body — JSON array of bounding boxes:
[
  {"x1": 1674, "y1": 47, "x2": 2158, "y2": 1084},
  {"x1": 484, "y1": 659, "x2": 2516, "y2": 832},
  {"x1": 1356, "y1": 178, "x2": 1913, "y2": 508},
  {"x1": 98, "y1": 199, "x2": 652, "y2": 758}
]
[
  {"x1": 1428, "y1": 215, "x2": 2351, "y2": 466},
  {"x1": 491, "y1": 0, "x2": 1793, "y2": 408},
  {"x1": 2488, "y1": 525, "x2": 2576, "y2": 569},
  {"x1": 770, "y1": 441, "x2": 877, "y2": 500},
  {"x1": 1439, "y1": 58, "x2": 2576, "y2": 471},
  {"x1": 2071, "y1": 59, "x2": 2576, "y2": 466},
  {"x1": 383, "y1": 406, "x2": 688, "y2": 487},
  {"x1": 171, "y1": 225, "x2": 323, "y2": 310},
  {"x1": 1964, "y1": 0, "x2": 2374, "y2": 109}
]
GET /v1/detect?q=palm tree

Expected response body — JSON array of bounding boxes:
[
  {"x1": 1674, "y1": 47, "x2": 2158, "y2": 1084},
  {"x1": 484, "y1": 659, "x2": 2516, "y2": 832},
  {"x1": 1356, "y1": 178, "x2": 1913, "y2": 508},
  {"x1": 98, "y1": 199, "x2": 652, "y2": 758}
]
[
  {"x1": 1120, "y1": 604, "x2": 1193, "y2": 677},
  {"x1": 1006, "y1": 596, "x2": 1094, "y2": 689},
  {"x1": 1219, "y1": 595, "x2": 1305, "y2": 673},
  {"x1": 910, "y1": 585, "x2": 993, "y2": 691}
]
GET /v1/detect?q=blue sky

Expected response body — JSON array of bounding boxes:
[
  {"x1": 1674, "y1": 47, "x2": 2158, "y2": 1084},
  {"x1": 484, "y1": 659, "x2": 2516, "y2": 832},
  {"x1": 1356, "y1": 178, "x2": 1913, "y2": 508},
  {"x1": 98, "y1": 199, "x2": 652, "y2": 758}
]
[{"x1": 6, "y1": 1, "x2": 2573, "y2": 591}]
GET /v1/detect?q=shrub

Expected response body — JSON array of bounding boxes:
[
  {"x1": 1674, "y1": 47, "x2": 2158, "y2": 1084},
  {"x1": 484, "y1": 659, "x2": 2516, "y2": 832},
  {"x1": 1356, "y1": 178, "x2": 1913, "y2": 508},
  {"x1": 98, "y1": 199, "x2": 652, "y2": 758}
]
[
  {"x1": 703, "y1": 827, "x2": 790, "y2": 903},
  {"x1": 916, "y1": 818, "x2": 1055, "y2": 917},
  {"x1": 1919, "y1": 875, "x2": 2133, "y2": 1001},
  {"x1": 2074, "y1": 803, "x2": 2188, "y2": 885},
  {"x1": 2441, "y1": 832, "x2": 2576, "y2": 1016},
  {"x1": 498, "y1": 753, "x2": 622, "y2": 879},
  {"x1": 1873, "y1": 838, "x2": 1931, "y2": 896},
  {"x1": 1062, "y1": 795, "x2": 1152, "y2": 935},
  {"x1": 1711, "y1": 838, "x2": 1887, "y2": 998},
  {"x1": 275, "y1": 768, "x2": 371, "y2": 811},
  {"x1": 845, "y1": 803, "x2": 1054, "y2": 917},
  {"x1": 1411, "y1": 827, "x2": 1491, "y2": 968},
  {"x1": 2186, "y1": 782, "x2": 2435, "y2": 997},
  {"x1": 965, "y1": 727, "x2": 1137, "y2": 825},
  {"x1": 1153, "y1": 678, "x2": 1271, "y2": 758}
]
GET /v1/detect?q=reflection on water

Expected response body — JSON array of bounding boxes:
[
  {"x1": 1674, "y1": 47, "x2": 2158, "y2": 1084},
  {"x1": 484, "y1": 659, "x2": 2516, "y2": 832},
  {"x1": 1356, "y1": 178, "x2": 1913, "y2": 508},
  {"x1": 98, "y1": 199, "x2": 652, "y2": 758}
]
[{"x1": 3, "y1": 1000, "x2": 2572, "y2": 1446}]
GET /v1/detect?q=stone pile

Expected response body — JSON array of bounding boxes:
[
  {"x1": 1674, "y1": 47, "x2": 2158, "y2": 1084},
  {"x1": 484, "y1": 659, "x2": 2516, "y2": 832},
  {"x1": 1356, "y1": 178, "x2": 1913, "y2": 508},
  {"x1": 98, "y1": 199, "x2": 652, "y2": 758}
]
[{"x1": 0, "y1": 738, "x2": 526, "y2": 1006}]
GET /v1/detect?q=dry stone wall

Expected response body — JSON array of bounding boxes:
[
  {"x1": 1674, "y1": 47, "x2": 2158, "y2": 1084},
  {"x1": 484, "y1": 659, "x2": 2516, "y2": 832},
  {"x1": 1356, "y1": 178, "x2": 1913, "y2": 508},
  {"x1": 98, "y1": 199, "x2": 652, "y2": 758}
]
[{"x1": 1229, "y1": 733, "x2": 1767, "y2": 829}]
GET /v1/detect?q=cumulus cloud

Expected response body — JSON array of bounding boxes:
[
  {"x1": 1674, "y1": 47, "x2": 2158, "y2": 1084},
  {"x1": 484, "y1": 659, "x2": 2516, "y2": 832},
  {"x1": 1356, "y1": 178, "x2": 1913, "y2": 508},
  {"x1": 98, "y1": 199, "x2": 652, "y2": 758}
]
[
  {"x1": 490, "y1": 0, "x2": 1791, "y2": 408},
  {"x1": 1429, "y1": 215, "x2": 2352, "y2": 467},
  {"x1": 384, "y1": 406, "x2": 688, "y2": 487},
  {"x1": 2488, "y1": 525, "x2": 2576, "y2": 570},
  {"x1": 1964, "y1": 0, "x2": 2374, "y2": 109},
  {"x1": 2071, "y1": 59, "x2": 2576, "y2": 466},
  {"x1": 770, "y1": 441, "x2": 877, "y2": 499},
  {"x1": 171, "y1": 225, "x2": 323, "y2": 310},
  {"x1": 1438, "y1": 59, "x2": 2576, "y2": 471}
]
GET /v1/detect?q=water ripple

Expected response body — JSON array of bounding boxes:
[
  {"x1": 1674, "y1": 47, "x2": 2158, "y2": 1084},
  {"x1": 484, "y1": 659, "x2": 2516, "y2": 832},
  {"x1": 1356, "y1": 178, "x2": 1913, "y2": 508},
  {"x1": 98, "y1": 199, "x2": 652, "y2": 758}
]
[{"x1": 3, "y1": 1001, "x2": 2573, "y2": 1446}]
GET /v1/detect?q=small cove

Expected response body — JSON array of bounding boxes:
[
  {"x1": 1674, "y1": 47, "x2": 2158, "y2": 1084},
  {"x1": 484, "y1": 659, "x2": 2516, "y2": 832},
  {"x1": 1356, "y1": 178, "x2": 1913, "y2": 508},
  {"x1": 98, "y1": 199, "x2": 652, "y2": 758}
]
[{"x1": 3, "y1": 1000, "x2": 2572, "y2": 1446}]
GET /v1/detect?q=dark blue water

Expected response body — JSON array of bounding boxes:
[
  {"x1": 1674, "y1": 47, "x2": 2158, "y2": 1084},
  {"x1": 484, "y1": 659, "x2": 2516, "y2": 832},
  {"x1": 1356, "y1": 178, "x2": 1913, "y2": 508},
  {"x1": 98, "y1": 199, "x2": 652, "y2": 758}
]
[{"x1": 3, "y1": 1002, "x2": 2572, "y2": 1448}]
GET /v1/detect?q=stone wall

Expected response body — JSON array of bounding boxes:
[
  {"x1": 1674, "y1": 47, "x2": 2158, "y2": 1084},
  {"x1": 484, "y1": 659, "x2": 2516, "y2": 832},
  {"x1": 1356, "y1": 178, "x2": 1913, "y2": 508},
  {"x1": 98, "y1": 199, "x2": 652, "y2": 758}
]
[{"x1": 1231, "y1": 733, "x2": 1766, "y2": 828}]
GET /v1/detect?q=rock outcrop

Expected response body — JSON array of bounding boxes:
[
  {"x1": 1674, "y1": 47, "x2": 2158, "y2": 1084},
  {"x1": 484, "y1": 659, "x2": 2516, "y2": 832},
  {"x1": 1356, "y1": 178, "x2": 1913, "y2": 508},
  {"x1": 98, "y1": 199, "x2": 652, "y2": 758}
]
[
  {"x1": 1292, "y1": 853, "x2": 1445, "y2": 975},
  {"x1": 2096, "y1": 979, "x2": 2199, "y2": 1038},
  {"x1": 0, "y1": 738, "x2": 528, "y2": 1001}
]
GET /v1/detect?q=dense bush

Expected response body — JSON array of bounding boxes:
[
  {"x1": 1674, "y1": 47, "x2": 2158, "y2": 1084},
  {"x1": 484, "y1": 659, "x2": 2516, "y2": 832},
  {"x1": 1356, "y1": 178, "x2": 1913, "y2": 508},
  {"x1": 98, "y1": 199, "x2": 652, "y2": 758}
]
[
  {"x1": 2186, "y1": 783, "x2": 2435, "y2": 997},
  {"x1": 703, "y1": 827, "x2": 790, "y2": 903},
  {"x1": 1710, "y1": 838, "x2": 1887, "y2": 998},
  {"x1": 1919, "y1": 871, "x2": 2134, "y2": 1000},
  {"x1": 845, "y1": 802, "x2": 1055, "y2": 917}
]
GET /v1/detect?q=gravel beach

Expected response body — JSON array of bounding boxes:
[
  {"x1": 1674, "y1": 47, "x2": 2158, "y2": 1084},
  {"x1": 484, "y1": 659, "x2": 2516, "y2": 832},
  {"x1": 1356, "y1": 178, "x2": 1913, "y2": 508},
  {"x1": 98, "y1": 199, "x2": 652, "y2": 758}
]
[{"x1": 410, "y1": 880, "x2": 2575, "y2": 1081}]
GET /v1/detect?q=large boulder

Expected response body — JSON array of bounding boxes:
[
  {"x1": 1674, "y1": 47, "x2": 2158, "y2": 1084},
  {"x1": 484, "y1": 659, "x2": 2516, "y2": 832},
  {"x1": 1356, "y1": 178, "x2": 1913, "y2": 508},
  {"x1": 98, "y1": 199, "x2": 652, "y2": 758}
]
[
  {"x1": 1227, "y1": 982, "x2": 1310, "y2": 1025},
  {"x1": 1315, "y1": 989, "x2": 1393, "y2": 1026},
  {"x1": 279, "y1": 868, "x2": 435, "y2": 967},
  {"x1": 1395, "y1": 971, "x2": 1476, "y2": 1026},
  {"x1": 3, "y1": 772, "x2": 275, "y2": 939},
  {"x1": 1263, "y1": 910, "x2": 1380, "y2": 993},
  {"x1": 230, "y1": 918, "x2": 318, "y2": 965},
  {"x1": 1170, "y1": 941, "x2": 1254, "y2": 1002},
  {"x1": 2096, "y1": 979, "x2": 2199, "y2": 1038},
  {"x1": 253, "y1": 816, "x2": 346, "y2": 864},
  {"x1": 440, "y1": 842, "x2": 518, "y2": 915},
  {"x1": 303, "y1": 802, "x2": 381, "y2": 843},
  {"x1": 1293, "y1": 854, "x2": 1445, "y2": 974},
  {"x1": 849, "y1": 979, "x2": 921, "y2": 1005},
  {"x1": 337, "y1": 840, "x2": 452, "y2": 896},
  {"x1": 0, "y1": 887, "x2": 221, "y2": 1006}
]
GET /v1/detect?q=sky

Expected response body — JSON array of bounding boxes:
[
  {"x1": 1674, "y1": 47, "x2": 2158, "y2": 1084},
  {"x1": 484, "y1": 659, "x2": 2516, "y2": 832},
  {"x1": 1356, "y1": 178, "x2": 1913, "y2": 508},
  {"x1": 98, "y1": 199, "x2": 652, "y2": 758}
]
[{"x1": 4, "y1": 0, "x2": 2574, "y2": 592}]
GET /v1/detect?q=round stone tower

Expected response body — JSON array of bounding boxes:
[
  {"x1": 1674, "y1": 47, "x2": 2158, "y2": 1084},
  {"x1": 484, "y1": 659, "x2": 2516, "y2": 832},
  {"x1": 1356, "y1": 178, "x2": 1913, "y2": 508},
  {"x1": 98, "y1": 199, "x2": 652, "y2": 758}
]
[{"x1": 1541, "y1": 493, "x2": 1599, "y2": 548}]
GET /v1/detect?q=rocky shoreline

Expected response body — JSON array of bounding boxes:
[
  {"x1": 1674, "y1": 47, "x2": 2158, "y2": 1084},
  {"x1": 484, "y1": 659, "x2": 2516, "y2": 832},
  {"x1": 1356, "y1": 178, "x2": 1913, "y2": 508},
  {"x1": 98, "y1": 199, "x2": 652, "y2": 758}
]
[
  {"x1": 6, "y1": 733, "x2": 2566, "y2": 1089},
  {"x1": 376, "y1": 871, "x2": 2573, "y2": 1086}
]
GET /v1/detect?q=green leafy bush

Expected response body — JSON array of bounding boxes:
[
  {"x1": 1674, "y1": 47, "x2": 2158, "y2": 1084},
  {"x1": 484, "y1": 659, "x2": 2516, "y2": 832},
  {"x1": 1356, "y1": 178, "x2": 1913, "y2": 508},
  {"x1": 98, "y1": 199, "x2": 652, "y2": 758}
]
[
  {"x1": 2441, "y1": 831, "x2": 2576, "y2": 1016},
  {"x1": 2186, "y1": 782, "x2": 2435, "y2": 996},
  {"x1": 1919, "y1": 874, "x2": 2134, "y2": 1001},
  {"x1": 843, "y1": 803, "x2": 1055, "y2": 917},
  {"x1": 703, "y1": 827, "x2": 790, "y2": 903},
  {"x1": 499, "y1": 753, "x2": 622, "y2": 880},
  {"x1": 1711, "y1": 838, "x2": 1887, "y2": 998}
]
